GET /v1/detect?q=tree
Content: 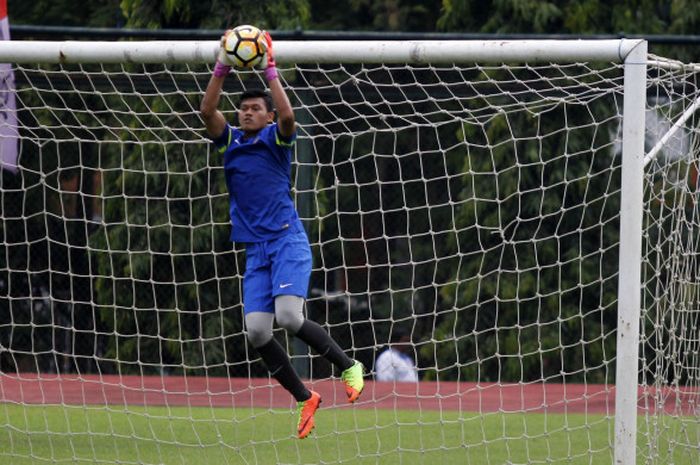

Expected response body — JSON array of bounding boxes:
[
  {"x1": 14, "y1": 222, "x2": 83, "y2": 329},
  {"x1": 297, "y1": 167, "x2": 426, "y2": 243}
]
[
  {"x1": 420, "y1": 76, "x2": 622, "y2": 382},
  {"x1": 119, "y1": 0, "x2": 311, "y2": 30},
  {"x1": 436, "y1": 0, "x2": 700, "y2": 60},
  {"x1": 5, "y1": 0, "x2": 698, "y2": 380},
  {"x1": 308, "y1": 0, "x2": 442, "y2": 31},
  {"x1": 8, "y1": 0, "x2": 124, "y2": 27}
]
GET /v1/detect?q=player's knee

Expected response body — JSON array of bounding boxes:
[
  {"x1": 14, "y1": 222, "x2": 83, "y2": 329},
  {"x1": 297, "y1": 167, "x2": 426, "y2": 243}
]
[
  {"x1": 246, "y1": 326, "x2": 272, "y2": 348},
  {"x1": 276, "y1": 309, "x2": 303, "y2": 334},
  {"x1": 275, "y1": 296, "x2": 304, "y2": 334},
  {"x1": 245, "y1": 312, "x2": 275, "y2": 348}
]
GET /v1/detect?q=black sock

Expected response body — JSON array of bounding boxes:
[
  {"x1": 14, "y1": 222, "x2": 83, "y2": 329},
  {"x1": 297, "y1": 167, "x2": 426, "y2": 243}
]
[
  {"x1": 295, "y1": 320, "x2": 353, "y2": 372},
  {"x1": 256, "y1": 339, "x2": 310, "y2": 402}
]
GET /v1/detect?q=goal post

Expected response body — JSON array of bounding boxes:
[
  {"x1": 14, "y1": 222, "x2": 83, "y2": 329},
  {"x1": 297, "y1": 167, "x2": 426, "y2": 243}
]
[
  {"x1": 0, "y1": 38, "x2": 642, "y2": 64},
  {"x1": 616, "y1": 39, "x2": 648, "y2": 465},
  {"x1": 0, "y1": 38, "x2": 698, "y2": 465}
]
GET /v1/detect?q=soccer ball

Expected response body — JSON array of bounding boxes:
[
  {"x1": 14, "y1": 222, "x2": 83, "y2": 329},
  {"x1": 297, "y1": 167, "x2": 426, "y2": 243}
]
[{"x1": 221, "y1": 25, "x2": 267, "y2": 68}]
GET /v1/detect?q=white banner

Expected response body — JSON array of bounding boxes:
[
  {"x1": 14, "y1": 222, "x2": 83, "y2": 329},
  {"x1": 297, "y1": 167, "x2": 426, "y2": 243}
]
[{"x1": 0, "y1": 5, "x2": 18, "y2": 174}]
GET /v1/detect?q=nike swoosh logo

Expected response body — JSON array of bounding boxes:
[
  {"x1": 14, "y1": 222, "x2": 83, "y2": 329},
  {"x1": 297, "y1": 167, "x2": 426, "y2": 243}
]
[{"x1": 279, "y1": 283, "x2": 293, "y2": 288}]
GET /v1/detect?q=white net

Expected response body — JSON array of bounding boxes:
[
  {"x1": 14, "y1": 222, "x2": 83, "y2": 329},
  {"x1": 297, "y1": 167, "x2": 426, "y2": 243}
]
[
  {"x1": 640, "y1": 58, "x2": 700, "y2": 465},
  {"x1": 0, "y1": 43, "x2": 697, "y2": 464}
]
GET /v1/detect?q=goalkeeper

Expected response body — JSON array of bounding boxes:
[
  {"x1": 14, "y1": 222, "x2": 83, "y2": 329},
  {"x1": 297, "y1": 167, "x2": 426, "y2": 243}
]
[{"x1": 200, "y1": 30, "x2": 364, "y2": 439}]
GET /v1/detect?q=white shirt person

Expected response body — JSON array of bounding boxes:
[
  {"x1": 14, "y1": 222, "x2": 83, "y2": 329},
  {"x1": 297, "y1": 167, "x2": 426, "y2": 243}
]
[{"x1": 375, "y1": 329, "x2": 418, "y2": 382}]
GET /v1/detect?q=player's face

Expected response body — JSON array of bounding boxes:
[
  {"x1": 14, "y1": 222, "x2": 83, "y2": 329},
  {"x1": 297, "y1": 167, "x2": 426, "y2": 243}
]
[{"x1": 238, "y1": 97, "x2": 274, "y2": 133}]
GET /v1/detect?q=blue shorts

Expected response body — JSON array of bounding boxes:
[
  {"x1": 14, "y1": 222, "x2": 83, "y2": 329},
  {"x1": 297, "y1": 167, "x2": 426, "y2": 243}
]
[{"x1": 243, "y1": 229, "x2": 312, "y2": 314}]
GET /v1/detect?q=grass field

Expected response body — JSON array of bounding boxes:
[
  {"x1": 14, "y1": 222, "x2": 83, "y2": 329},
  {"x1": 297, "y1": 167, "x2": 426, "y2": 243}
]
[{"x1": 1, "y1": 404, "x2": 697, "y2": 465}]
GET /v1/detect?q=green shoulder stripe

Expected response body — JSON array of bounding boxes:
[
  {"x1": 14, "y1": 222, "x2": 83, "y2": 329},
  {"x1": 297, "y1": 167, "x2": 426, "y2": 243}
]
[
  {"x1": 217, "y1": 128, "x2": 232, "y2": 154},
  {"x1": 275, "y1": 130, "x2": 295, "y2": 147}
]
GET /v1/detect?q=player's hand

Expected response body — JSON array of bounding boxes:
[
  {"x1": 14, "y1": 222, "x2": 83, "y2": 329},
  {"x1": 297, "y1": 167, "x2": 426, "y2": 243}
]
[
  {"x1": 217, "y1": 30, "x2": 232, "y2": 64},
  {"x1": 214, "y1": 30, "x2": 233, "y2": 77},
  {"x1": 263, "y1": 31, "x2": 276, "y2": 69},
  {"x1": 220, "y1": 30, "x2": 231, "y2": 48}
]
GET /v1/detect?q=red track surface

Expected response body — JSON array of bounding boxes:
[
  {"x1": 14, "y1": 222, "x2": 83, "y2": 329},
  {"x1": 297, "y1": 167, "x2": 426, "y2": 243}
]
[{"x1": 0, "y1": 373, "x2": 696, "y2": 415}]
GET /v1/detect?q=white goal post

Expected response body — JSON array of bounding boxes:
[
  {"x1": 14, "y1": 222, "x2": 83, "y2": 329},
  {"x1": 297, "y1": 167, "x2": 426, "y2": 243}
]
[
  {"x1": 0, "y1": 38, "x2": 698, "y2": 465},
  {"x1": 0, "y1": 39, "x2": 641, "y2": 64}
]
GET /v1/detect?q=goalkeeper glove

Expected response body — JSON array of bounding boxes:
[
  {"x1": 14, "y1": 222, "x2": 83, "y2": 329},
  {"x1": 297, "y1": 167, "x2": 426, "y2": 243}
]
[{"x1": 263, "y1": 31, "x2": 278, "y2": 81}]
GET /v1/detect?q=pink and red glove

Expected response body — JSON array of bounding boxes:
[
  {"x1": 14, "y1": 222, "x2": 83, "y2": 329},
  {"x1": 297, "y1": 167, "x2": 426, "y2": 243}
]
[
  {"x1": 213, "y1": 60, "x2": 231, "y2": 77},
  {"x1": 263, "y1": 31, "x2": 278, "y2": 81}
]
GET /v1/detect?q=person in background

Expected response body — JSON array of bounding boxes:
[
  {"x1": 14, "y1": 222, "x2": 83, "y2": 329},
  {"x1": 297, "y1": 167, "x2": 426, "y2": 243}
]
[{"x1": 375, "y1": 328, "x2": 418, "y2": 382}]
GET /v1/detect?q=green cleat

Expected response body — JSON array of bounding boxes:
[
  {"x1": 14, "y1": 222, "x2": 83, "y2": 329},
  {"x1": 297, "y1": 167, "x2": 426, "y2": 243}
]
[{"x1": 341, "y1": 360, "x2": 365, "y2": 403}]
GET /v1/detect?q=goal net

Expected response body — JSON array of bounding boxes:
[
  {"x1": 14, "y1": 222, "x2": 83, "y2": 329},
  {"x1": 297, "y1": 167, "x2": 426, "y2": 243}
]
[
  {"x1": 639, "y1": 58, "x2": 700, "y2": 464},
  {"x1": 0, "y1": 39, "x2": 697, "y2": 465}
]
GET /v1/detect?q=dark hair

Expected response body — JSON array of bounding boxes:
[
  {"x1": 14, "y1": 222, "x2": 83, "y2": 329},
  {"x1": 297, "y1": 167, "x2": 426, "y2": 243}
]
[
  {"x1": 390, "y1": 327, "x2": 411, "y2": 344},
  {"x1": 239, "y1": 89, "x2": 274, "y2": 112}
]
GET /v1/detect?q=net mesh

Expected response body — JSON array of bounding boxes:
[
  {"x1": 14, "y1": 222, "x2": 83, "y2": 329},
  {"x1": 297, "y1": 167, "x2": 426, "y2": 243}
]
[
  {"x1": 0, "y1": 53, "x2": 697, "y2": 464},
  {"x1": 640, "y1": 58, "x2": 700, "y2": 465}
]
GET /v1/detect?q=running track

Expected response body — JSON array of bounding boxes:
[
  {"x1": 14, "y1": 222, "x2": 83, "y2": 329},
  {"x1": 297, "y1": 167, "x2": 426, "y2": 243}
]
[{"x1": 0, "y1": 373, "x2": 697, "y2": 415}]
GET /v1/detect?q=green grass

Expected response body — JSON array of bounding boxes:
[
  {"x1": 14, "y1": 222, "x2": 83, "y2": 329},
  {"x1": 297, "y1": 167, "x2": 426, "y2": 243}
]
[{"x1": 0, "y1": 404, "x2": 697, "y2": 464}]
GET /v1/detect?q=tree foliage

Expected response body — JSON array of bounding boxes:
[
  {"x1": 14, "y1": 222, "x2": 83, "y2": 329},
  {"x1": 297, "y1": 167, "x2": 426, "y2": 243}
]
[
  {"x1": 3, "y1": 0, "x2": 698, "y2": 380},
  {"x1": 308, "y1": 0, "x2": 442, "y2": 31},
  {"x1": 8, "y1": 1, "x2": 120, "y2": 27},
  {"x1": 119, "y1": 0, "x2": 311, "y2": 30}
]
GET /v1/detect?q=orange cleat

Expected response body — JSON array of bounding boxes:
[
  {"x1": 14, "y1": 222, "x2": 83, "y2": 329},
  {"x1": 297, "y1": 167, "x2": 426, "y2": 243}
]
[{"x1": 296, "y1": 390, "x2": 321, "y2": 439}]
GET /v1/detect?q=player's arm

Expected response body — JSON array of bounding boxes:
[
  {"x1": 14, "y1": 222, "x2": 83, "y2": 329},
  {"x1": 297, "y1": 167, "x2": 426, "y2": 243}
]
[
  {"x1": 200, "y1": 32, "x2": 231, "y2": 139},
  {"x1": 263, "y1": 32, "x2": 296, "y2": 139}
]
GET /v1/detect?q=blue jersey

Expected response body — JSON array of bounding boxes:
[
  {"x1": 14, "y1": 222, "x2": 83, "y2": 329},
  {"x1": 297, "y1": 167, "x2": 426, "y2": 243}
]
[{"x1": 213, "y1": 122, "x2": 302, "y2": 243}]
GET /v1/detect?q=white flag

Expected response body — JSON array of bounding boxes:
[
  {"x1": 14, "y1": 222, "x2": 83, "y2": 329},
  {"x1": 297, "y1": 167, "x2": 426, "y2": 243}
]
[{"x1": 0, "y1": 0, "x2": 18, "y2": 174}]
